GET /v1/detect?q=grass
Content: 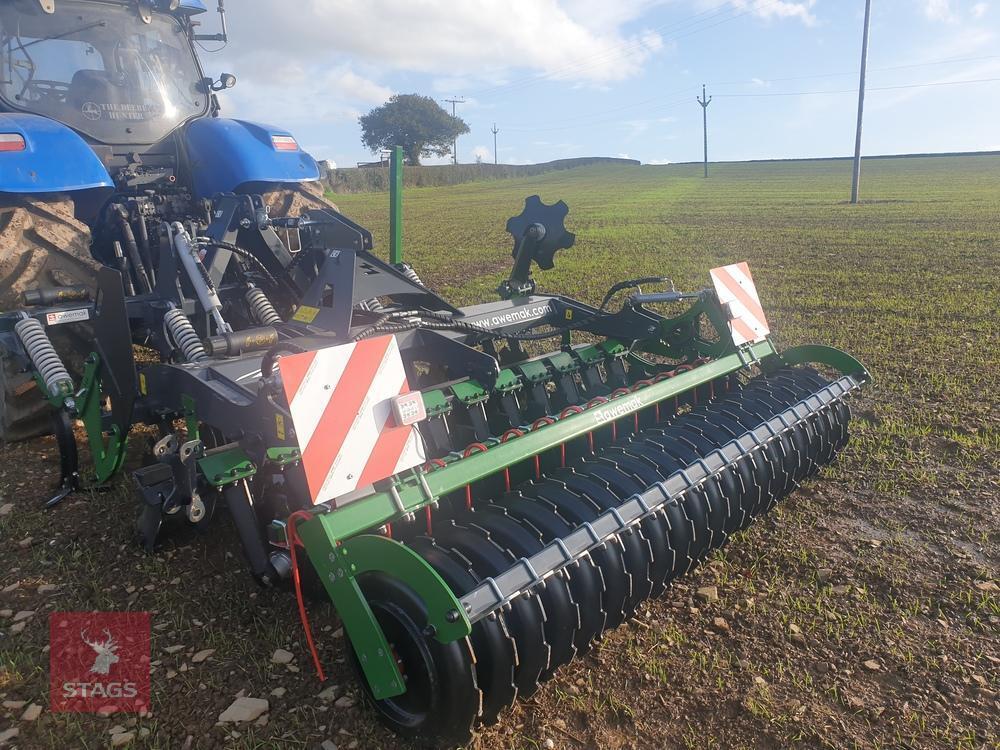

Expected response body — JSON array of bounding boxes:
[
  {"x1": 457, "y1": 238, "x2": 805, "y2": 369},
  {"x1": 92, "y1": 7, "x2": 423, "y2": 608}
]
[
  {"x1": 332, "y1": 154, "x2": 1000, "y2": 501},
  {"x1": 2, "y1": 154, "x2": 998, "y2": 749}
]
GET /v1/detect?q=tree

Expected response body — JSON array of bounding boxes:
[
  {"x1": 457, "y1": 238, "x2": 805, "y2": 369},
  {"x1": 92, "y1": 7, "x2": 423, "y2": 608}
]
[{"x1": 359, "y1": 94, "x2": 469, "y2": 166}]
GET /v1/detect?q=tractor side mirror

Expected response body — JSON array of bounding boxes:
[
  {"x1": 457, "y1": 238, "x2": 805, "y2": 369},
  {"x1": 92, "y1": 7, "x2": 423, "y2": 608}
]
[{"x1": 211, "y1": 73, "x2": 237, "y2": 92}]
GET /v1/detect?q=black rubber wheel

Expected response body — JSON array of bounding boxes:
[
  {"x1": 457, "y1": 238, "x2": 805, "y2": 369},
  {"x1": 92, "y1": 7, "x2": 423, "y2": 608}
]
[
  {"x1": 694, "y1": 405, "x2": 774, "y2": 522},
  {"x1": 492, "y1": 494, "x2": 607, "y2": 650},
  {"x1": 409, "y1": 536, "x2": 516, "y2": 726},
  {"x1": 720, "y1": 389, "x2": 799, "y2": 500},
  {"x1": 348, "y1": 572, "x2": 479, "y2": 747},
  {"x1": 638, "y1": 432, "x2": 727, "y2": 559},
  {"x1": 594, "y1": 451, "x2": 674, "y2": 597},
  {"x1": 615, "y1": 442, "x2": 695, "y2": 581},
  {"x1": 531, "y1": 482, "x2": 633, "y2": 631},
  {"x1": 670, "y1": 413, "x2": 755, "y2": 534},
  {"x1": 712, "y1": 396, "x2": 788, "y2": 510},
  {"x1": 625, "y1": 436, "x2": 718, "y2": 566},
  {"x1": 462, "y1": 507, "x2": 579, "y2": 678},
  {"x1": 433, "y1": 521, "x2": 550, "y2": 699},
  {"x1": 553, "y1": 469, "x2": 652, "y2": 618}
]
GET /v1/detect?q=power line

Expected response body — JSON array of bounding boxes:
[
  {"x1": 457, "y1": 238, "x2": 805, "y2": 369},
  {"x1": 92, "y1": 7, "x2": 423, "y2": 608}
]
[
  {"x1": 713, "y1": 76, "x2": 1000, "y2": 97},
  {"x1": 498, "y1": 74, "x2": 1000, "y2": 136},
  {"x1": 469, "y1": 0, "x2": 787, "y2": 100},
  {"x1": 712, "y1": 53, "x2": 1000, "y2": 87},
  {"x1": 502, "y1": 95, "x2": 693, "y2": 133},
  {"x1": 442, "y1": 97, "x2": 465, "y2": 164}
]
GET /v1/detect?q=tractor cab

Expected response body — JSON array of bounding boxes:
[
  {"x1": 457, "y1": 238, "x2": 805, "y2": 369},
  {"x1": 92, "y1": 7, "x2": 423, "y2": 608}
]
[{"x1": 0, "y1": 0, "x2": 210, "y2": 147}]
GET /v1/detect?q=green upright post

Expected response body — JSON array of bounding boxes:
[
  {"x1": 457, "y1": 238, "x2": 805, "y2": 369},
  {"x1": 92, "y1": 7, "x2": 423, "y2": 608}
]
[{"x1": 389, "y1": 146, "x2": 403, "y2": 265}]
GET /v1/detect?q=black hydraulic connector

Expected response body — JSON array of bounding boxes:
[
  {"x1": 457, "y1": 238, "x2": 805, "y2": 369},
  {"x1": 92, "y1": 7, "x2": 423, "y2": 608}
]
[
  {"x1": 23, "y1": 285, "x2": 91, "y2": 306},
  {"x1": 204, "y1": 326, "x2": 279, "y2": 357}
]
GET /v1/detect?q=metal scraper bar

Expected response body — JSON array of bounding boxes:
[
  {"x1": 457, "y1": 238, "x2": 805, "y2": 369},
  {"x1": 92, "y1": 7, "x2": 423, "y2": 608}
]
[{"x1": 459, "y1": 375, "x2": 861, "y2": 623}]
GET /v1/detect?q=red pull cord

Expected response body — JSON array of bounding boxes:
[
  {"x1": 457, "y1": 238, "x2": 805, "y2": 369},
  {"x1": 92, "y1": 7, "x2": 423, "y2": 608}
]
[{"x1": 286, "y1": 510, "x2": 326, "y2": 682}]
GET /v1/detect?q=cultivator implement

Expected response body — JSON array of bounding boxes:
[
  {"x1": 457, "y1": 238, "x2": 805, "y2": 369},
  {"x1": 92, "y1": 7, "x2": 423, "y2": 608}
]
[{"x1": 0, "y1": 170, "x2": 867, "y2": 745}]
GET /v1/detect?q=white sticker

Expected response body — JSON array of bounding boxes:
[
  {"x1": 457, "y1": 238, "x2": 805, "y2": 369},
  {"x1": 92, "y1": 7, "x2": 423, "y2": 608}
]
[{"x1": 45, "y1": 308, "x2": 90, "y2": 326}]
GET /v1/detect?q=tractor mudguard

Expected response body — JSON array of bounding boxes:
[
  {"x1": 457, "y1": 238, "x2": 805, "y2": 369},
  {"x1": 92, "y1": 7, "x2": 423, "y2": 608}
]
[
  {"x1": 0, "y1": 113, "x2": 113, "y2": 195},
  {"x1": 184, "y1": 118, "x2": 321, "y2": 200}
]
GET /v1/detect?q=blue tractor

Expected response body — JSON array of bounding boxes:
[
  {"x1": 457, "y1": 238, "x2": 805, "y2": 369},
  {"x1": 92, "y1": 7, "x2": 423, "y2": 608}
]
[{"x1": 0, "y1": 0, "x2": 331, "y2": 441}]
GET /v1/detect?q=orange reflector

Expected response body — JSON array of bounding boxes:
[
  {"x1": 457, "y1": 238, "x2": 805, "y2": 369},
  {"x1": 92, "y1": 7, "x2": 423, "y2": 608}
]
[
  {"x1": 271, "y1": 135, "x2": 299, "y2": 151},
  {"x1": 0, "y1": 134, "x2": 26, "y2": 152}
]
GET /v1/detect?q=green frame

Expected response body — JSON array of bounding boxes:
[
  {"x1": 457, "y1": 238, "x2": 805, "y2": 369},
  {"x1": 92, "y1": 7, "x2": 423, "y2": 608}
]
[
  {"x1": 294, "y1": 528, "x2": 471, "y2": 700},
  {"x1": 296, "y1": 338, "x2": 869, "y2": 698}
]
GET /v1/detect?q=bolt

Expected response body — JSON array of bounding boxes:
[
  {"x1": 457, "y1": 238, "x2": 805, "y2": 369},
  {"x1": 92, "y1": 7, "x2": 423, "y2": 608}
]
[
  {"x1": 423, "y1": 625, "x2": 437, "y2": 637},
  {"x1": 445, "y1": 609, "x2": 460, "y2": 623},
  {"x1": 239, "y1": 218, "x2": 252, "y2": 229}
]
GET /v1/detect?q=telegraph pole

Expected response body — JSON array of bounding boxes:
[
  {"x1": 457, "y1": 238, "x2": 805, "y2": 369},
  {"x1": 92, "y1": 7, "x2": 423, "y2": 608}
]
[
  {"x1": 491, "y1": 123, "x2": 500, "y2": 164},
  {"x1": 443, "y1": 97, "x2": 465, "y2": 164},
  {"x1": 851, "y1": 0, "x2": 873, "y2": 204},
  {"x1": 697, "y1": 84, "x2": 712, "y2": 178}
]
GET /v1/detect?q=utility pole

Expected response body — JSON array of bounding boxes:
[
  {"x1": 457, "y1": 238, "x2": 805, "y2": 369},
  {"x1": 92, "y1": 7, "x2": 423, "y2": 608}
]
[
  {"x1": 697, "y1": 84, "x2": 712, "y2": 179},
  {"x1": 491, "y1": 123, "x2": 500, "y2": 165},
  {"x1": 443, "y1": 97, "x2": 465, "y2": 164},
  {"x1": 851, "y1": 0, "x2": 873, "y2": 204}
]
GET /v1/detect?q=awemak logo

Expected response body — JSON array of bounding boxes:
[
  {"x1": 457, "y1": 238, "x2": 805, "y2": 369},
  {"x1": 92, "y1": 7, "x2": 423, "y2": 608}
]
[{"x1": 50, "y1": 612, "x2": 150, "y2": 713}]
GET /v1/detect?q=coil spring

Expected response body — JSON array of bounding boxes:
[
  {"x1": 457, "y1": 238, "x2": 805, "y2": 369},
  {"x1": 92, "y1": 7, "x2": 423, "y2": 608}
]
[
  {"x1": 396, "y1": 262, "x2": 426, "y2": 287},
  {"x1": 245, "y1": 287, "x2": 282, "y2": 326},
  {"x1": 14, "y1": 317, "x2": 72, "y2": 397},
  {"x1": 164, "y1": 308, "x2": 207, "y2": 362}
]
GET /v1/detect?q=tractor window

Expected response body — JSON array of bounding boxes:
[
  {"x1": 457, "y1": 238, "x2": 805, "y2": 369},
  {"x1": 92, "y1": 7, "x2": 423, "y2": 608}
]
[{"x1": 0, "y1": 0, "x2": 207, "y2": 145}]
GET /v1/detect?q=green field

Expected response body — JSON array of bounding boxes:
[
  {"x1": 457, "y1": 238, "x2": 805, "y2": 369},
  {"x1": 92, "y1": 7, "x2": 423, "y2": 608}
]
[
  {"x1": 334, "y1": 156, "x2": 999, "y2": 464},
  {"x1": 2, "y1": 156, "x2": 997, "y2": 750},
  {"x1": 333, "y1": 156, "x2": 1000, "y2": 746}
]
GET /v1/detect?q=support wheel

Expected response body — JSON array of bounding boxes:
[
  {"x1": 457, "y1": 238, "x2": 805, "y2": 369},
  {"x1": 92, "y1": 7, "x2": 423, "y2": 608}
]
[{"x1": 348, "y1": 573, "x2": 479, "y2": 747}]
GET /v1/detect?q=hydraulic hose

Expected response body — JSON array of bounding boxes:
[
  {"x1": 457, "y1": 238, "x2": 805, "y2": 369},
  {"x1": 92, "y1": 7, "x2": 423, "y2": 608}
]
[{"x1": 114, "y1": 205, "x2": 153, "y2": 294}]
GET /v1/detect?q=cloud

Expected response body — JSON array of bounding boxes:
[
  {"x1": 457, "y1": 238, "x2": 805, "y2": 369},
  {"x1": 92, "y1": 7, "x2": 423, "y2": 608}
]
[
  {"x1": 922, "y1": 0, "x2": 957, "y2": 21},
  {"x1": 971, "y1": 2, "x2": 989, "y2": 17},
  {"x1": 220, "y1": 63, "x2": 389, "y2": 126},
  {"x1": 220, "y1": 1, "x2": 666, "y2": 88},
  {"x1": 728, "y1": 0, "x2": 818, "y2": 25}
]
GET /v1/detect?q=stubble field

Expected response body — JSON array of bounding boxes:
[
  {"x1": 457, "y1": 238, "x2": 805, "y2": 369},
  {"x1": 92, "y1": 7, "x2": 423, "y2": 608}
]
[{"x1": 1, "y1": 155, "x2": 998, "y2": 749}]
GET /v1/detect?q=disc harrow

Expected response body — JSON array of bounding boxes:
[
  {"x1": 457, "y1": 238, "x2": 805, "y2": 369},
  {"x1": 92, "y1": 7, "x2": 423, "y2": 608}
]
[
  {"x1": 352, "y1": 366, "x2": 858, "y2": 745},
  {"x1": 0, "y1": 182, "x2": 868, "y2": 747}
]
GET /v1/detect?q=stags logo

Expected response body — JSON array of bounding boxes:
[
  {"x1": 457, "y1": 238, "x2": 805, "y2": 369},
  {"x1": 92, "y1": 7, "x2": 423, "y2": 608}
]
[
  {"x1": 82, "y1": 628, "x2": 120, "y2": 675},
  {"x1": 50, "y1": 612, "x2": 150, "y2": 713}
]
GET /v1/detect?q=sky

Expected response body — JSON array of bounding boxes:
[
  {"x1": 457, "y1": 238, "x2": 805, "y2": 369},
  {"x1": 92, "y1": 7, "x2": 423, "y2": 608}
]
[{"x1": 204, "y1": 0, "x2": 1000, "y2": 167}]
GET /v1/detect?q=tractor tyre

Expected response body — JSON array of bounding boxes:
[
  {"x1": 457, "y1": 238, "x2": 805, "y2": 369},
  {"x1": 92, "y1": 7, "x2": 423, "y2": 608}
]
[
  {"x1": 0, "y1": 195, "x2": 100, "y2": 444},
  {"x1": 259, "y1": 181, "x2": 339, "y2": 218}
]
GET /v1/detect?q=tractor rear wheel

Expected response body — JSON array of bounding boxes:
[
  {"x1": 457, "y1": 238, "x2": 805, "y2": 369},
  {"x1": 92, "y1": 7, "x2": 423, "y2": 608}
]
[
  {"x1": 0, "y1": 195, "x2": 100, "y2": 444},
  {"x1": 260, "y1": 181, "x2": 339, "y2": 217}
]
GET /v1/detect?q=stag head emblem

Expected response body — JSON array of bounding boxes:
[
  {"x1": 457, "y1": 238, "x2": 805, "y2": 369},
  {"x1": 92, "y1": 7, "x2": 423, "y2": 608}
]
[{"x1": 81, "y1": 628, "x2": 120, "y2": 675}]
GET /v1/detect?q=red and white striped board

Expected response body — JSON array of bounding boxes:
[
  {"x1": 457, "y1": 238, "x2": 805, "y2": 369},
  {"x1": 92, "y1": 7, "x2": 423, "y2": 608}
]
[
  {"x1": 710, "y1": 262, "x2": 770, "y2": 346},
  {"x1": 277, "y1": 335, "x2": 425, "y2": 505}
]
